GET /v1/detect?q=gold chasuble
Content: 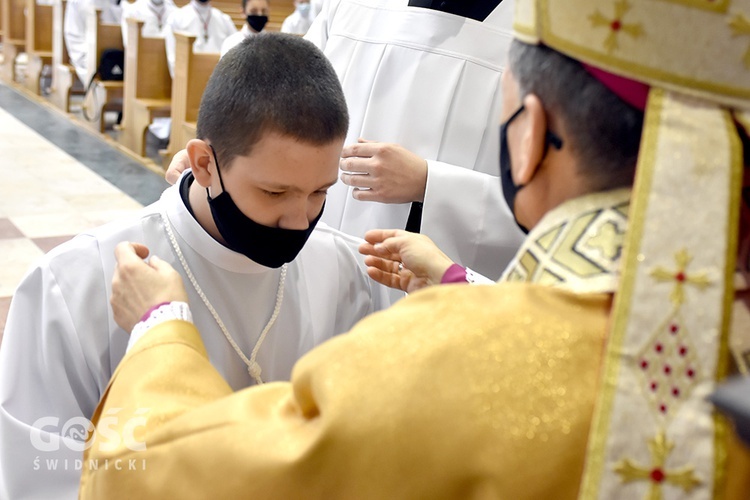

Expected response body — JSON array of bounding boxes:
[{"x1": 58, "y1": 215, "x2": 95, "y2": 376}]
[{"x1": 79, "y1": 191, "x2": 750, "y2": 499}]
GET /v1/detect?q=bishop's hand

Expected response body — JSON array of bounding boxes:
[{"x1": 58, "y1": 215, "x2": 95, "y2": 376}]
[
  {"x1": 111, "y1": 242, "x2": 189, "y2": 333},
  {"x1": 359, "y1": 229, "x2": 454, "y2": 294}
]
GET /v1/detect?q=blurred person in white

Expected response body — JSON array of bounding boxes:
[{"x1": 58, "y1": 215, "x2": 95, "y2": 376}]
[
  {"x1": 64, "y1": 0, "x2": 123, "y2": 84},
  {"x1": 120, "y1": 0, "x2": 177, "y2": 48},
  {"x1": 163, "y1": 0, "x2": 236, "y2": 77},
  {"x1": 220, "y1": 0, "x2": 269, "y2": 57},
  {"x1": 280, "y1": 0, "x2": 315, "y2": 35}
]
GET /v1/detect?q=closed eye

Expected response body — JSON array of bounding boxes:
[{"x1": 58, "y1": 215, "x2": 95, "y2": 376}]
[{"x1": 262, "y1": 190, "x2": 285, "y2": 197}]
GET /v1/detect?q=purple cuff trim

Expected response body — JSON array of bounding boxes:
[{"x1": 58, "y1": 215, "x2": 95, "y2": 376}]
[
  {"x1": 140, "y1": 302, "x2": 171, "y2": 323},
  {"x1": 441, "y1": 263, "x2": 468, "y2": 284}
]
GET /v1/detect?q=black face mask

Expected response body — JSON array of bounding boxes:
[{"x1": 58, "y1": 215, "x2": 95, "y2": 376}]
[
  {"x1": 206, "y1": 146, "x2": 323, "y2": 268},
  {"x1": 498, "y1": 103, "x2": 564, "y2": 234},
  {"x1": 246, "y1": 14, "x2": 268, "y2": 32}
]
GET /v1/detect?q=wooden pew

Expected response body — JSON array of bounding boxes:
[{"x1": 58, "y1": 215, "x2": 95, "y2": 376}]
[
  {"x1": 161, "y1": 31, "x2": 219, "y2": 169},
  {"x1": 81, "y1": 7, "x2": 124, "y2": 133},
  {"x1": 50, "y1": 0, "x2": 81, "y2": 112},
  {"x1": 24, "y1": 0, "x2": 54, "y2": 94},
  {"x1": 119, "y1": 18, "x2": 172, "y2": 157},
  {"x1": 1, "y1": 0, "x2": 26, "y2": 82}
]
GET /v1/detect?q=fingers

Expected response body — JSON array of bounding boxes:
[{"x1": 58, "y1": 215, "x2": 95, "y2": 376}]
[
  {"x1": 341, "y1": 140, "x2": 381, "y2": 159},
  {"x1": 114, "y1": 241, "x2": 149, "y2": 264},
  {"x1": 340, "y1": 171, "x2": 372, "y2": 188},
  {"x1": 165, "y1": 149, "x2": 190, "y2": 185},
  {"x1": 363, "y1": 229, "x2": 404, "y2": 244},
  {"x1": 364, "y1": 261, "x2": 406, "y2": 291},
  {"x1": 148, "y1": 254, "x2": 173, "y2": 273}
]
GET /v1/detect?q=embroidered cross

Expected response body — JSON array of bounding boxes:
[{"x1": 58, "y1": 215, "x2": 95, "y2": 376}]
[
  {"x1": 588, "y1": 0, "x2": 644, "y2": 53},
  {"x1": 649, "y1": 249, "x2": 711, "y2": 306},
  {"x1": 614, "y1": 431, "x2": 701, "y2": 499},
  {"x1": 587, "y1": 221, "x2": 624, "y2": 260},
  {"x1": 729, "y1": 13, "x2": 750, "y2": 69}
]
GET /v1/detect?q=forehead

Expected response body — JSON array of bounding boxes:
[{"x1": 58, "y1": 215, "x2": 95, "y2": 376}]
[
  {"x1": 227, "y1": 132, "x2": 342, "y2": 187},
  {"x1": 246, "y1": 0, "x2": 268, "y2": 9}
]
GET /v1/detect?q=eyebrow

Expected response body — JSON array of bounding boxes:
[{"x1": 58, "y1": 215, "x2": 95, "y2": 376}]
[{"x1": 261, "y1": 179, "x2": 338, "y2": 192}]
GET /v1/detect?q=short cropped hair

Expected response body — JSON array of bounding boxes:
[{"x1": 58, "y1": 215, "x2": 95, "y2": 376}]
[
  {"x1": 508, "y1": 40, "x2": 644, "y2": 191},
  {"x1": 197, "y1": 33, "x2": 348, "y2": 168}
]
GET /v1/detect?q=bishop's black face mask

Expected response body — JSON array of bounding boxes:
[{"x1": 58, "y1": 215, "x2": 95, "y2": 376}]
[
  {"x1": 206, "y1": 145, "x2": 323, "y2": 268},
  {"x1": 246, "y1": 14, "x2": 268, "y2": 32},
  {"x1": 498, "y1": 103, "x2": 564, "y2": 234}
]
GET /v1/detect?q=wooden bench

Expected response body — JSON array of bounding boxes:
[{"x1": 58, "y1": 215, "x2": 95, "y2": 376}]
[
  {"x1": 24, "y1": 0, "x2": 54, "y2": 94},
  {"x1": 161, "y1": 31, "x2": 218, "y2": 169},
  {"x1": 80, "y1": 7, "x2": 124, "y2": 133},
  {"x1": 50, "y1": 0, "x2": 82, "y2": 112},
  {"x1": 1, "y1": 0, "x2": 26, "y2": 82},
  {"x1": 119, "y1": 18, "x2": 172, "y2": 157}
]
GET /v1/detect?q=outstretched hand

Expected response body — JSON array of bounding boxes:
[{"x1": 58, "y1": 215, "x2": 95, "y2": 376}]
[
  {"x1": 340, "y1": 139, "x2": 428, "y2": 204},
  {"x1": 359, "y1": 229, "x2": 454, "y2": 293},
  {"x1": 165, "y1": 149, "x2": 191, "y2": 185},
  {"x1": 111, "y1": 242, "x2": 189, "y2": 333}
]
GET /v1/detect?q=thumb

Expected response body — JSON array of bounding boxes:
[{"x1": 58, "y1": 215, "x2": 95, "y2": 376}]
[{"x1": 358, "y1": 137, "x2": 376, "y2": 144}]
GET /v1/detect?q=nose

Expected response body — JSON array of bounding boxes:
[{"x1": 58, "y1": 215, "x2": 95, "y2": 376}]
[{"x1": 278, "y1": 199, "x2": 314, "y2": 230}]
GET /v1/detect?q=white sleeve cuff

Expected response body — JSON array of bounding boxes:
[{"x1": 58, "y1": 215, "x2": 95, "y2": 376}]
[
  {"x1": 127, "y1": 301, "x2": 193, "y2": 353},
  {"x1": 465, "y1": 267, "x2": 495, "y2": 285}
]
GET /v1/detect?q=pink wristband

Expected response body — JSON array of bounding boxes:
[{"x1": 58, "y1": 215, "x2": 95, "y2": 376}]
[
  {"x1": 441, "y1": 263, "x2": 468, "y2": 284},
  {"x1": 140, "y1": 302, "x2": 172, "y2": 323}
]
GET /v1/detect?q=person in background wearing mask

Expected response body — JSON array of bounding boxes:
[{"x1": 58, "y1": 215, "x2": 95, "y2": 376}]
[
  {"x1": 280, "y1": 0, "x2": 315, "y2": 36},
  {"x1": 120, "y1": 0, "x2": 178, "y2": 49},
  {"x1": 64, "y1": 0, "x2": 123, "y2": 85},
  {"x1": 163, "y1": 0, "x2": 236, "y2": 77},
  {"x1": 220, "y1": 0, "x2": 269, "y2": 57},
  {"x1": 0, "y1": 33, "x2": 388, "y2": 500}
]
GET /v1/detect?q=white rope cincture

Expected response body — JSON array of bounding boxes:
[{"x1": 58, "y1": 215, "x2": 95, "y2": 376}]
[{"x1": 160, "y1": 208, "x2": 286, "y2": 384}]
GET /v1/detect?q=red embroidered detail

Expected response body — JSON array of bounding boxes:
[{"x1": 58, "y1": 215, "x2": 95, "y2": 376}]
[
  {"x1": 655, "y1": 343, "x2": 663, "y2": 353},
  {"x1": 687, "y1": 368, "x2": 695, "y2": 378},
  {"x1": 641, "y1": 360, "x2": 649, "y2": 369},
  {"x1": 664, "y1": 365, "x2": 672, "y2": 375},
  {"x1": 672, "y1": 387, "x2": 680, "y2": 397},
  {"x1": 651, "y1": 381, "x2": 658, "y2": 391},
  {"x1": 659, "y1": 404, "x2": 667, "y2": 413},
  {"x1": 610, "y1": 19, "x2": 622, "y2": 31},
  {"x1": 669, "y1": 324, "x2": 679, "y2": 334},
  {"x1": 650, "y1": 468, "x2": 665, "y2": 483},
  {"x1": 675, "y1": 271, "x2": 686, "y2": 282},
  {"x1": 679, "y1": 346, "x2": 687, "y2": 356}
]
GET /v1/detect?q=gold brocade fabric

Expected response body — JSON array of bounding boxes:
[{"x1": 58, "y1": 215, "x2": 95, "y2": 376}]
[{"x1": 78, "y1": 292, "x2": 750, "y2": 498}]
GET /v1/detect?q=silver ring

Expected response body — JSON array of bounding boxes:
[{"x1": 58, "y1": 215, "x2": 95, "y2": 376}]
[{"x1": 398, "y1": 262, "x2": 404, "y2": 272}]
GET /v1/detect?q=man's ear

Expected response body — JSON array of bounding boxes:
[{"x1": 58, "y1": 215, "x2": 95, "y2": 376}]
[
  {"x1": 186, "y1": 139, "x2": 214, "y2": 188},
  {"x1": 514, "y1": 93, "x2": 548, "y2": 186}
]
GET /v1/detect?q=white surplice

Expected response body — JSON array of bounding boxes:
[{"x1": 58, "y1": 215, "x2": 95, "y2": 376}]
[
  {"x1": 163, "y1": 0, "x2": 236, "y2": 77},
  {"x1": 63, "y1": 0, "x2": 123, "y2": 84},
  {"x1": 0, "y1": 178, "x2": 388, "y2": 499},
  {"x1": 306, "y1": 0, "x2": 525, "y2": 280},
  {"x1": 120, "y1": 0, "x2": 177, "y2": 49}
]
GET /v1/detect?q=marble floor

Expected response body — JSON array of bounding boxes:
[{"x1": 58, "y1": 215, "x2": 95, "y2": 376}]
[{"x1": 0, "y1": 82, "x2": 169, "y2": 346}]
